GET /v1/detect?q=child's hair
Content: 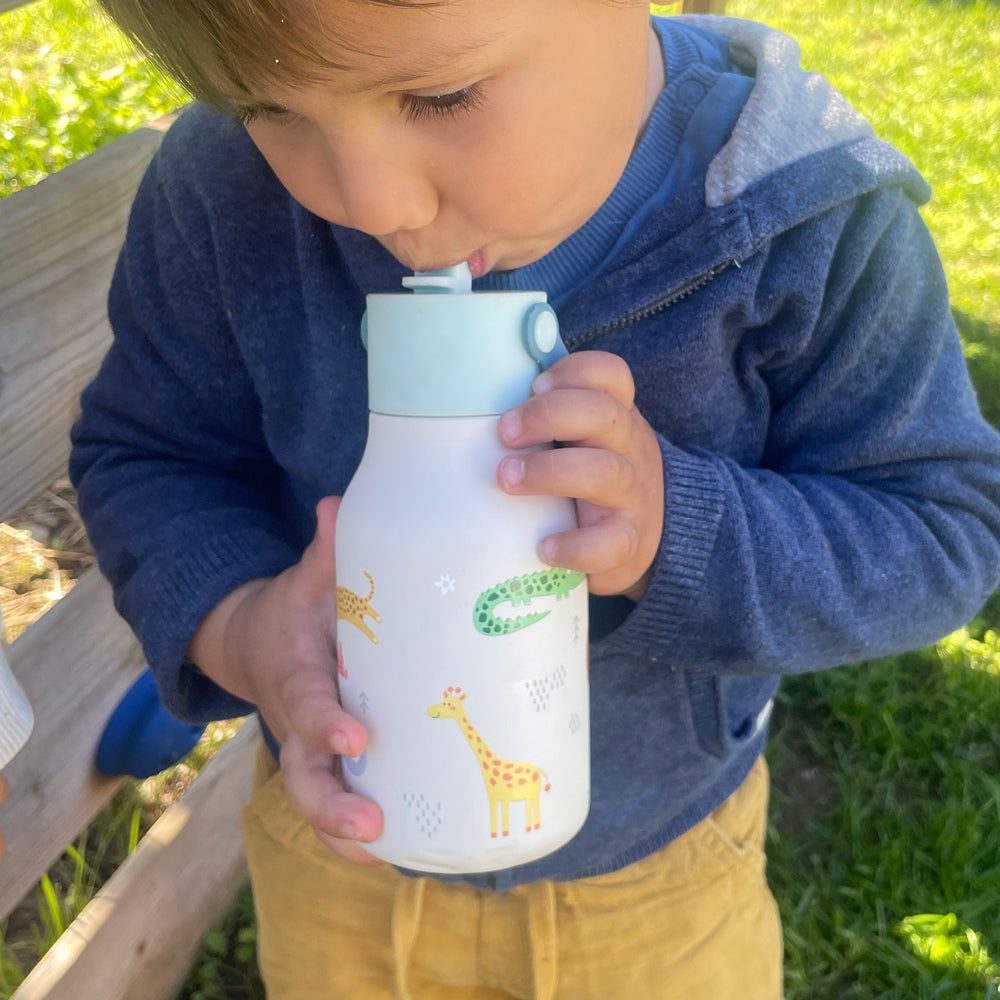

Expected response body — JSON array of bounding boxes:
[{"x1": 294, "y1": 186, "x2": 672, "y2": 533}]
[{"x1": 96, "y1": 0, "x2": 440, "y2": 114}]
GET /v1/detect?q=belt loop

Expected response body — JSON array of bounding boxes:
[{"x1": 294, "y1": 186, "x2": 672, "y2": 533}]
[
  {"x1": 527, "y1": 881, "x2": 558, "y2": 1000},
  {"x1": 392, "y1": 877, "x2": 427, "y2": 1000}
]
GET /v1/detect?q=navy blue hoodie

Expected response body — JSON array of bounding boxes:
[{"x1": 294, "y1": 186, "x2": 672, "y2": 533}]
[{"x1": 70, "y1": 17, "x2": 1000, "y2": 889}]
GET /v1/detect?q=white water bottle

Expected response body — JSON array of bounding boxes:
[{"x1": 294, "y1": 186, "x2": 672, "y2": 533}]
[
  {"x1": 0, "y1": 610, "x2": 34, "y2": 768},
  {"x1": 335, "y1": 264, "x2": 590, "y2": 873}
]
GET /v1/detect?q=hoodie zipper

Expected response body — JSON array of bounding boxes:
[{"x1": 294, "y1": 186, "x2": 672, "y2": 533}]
[{"x1": 566, "y1": 259, "x2": 740, "y2": 349}]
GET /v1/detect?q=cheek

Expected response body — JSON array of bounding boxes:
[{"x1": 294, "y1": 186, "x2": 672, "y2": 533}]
[
  {"x1": 248, "y1": 127, "x2": 349, "y2": 224},
  {"x1": 441, "y1": 110, "x2": 579, "y2": 225},
  {"x1": 477, "y1": 124, "x2": 625, "y2": 231},
  {"x1": 478, "y1": 71, "x2": 634, "y2": 224}
]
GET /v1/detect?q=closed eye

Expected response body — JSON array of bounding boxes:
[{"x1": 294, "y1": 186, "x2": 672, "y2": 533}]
[
  {"x1": 233, "y1": 101, "x2": 295, "y2": 126},
  {"x1": 400, "y1": 83, "x2": 485, "y2": 123}
]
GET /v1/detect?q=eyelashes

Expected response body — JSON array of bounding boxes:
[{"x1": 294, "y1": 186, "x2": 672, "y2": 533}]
[
  {"x1": 233, "y1": 102, "x2": 292, "y2": 126},
  {"x1": 400, "y1": 83, "x2": 485, "y2": 123},
  {"x1": 234, "y1": 82, "x2": 486, "y2": 128}
]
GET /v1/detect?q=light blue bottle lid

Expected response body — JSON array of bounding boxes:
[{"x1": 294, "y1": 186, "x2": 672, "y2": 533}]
[{"x1": 362, "y1": 264, "x2": 567, "y2": 416}]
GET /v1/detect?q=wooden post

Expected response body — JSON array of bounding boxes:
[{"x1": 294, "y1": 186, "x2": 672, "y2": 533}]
[{"x1": 680, "y1": 0, "x2": 727, "y2": 13}]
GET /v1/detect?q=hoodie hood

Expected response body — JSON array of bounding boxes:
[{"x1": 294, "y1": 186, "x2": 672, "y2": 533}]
[{"x1": 679, "y1": 16, "x2": 876, "y2": 206}]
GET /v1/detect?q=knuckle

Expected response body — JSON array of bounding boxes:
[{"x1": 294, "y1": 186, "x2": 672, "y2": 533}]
[
  {"x1": 533, "y1": 391, "x2": 562, "y2": 428},
  {"x1": 297, "y1": 800, "x2": 327, "y2": 831},
  {"x1": 611, "y1": 452, "x2": 635, "y2": 494},
  {"x1": 278, "y1": 669, "x2": 309, "y2": 716},
  {"x1": 620, "y1": 515, "x2": 642, "y2": 560},
  {"x1": 602, "y1": 353, "x2": 635, "y2": 399},
  {"x1": 518, "y1": 450, "x2": 546, "y2": 487}
]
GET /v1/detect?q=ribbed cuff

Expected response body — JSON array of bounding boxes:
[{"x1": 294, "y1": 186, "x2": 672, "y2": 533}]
[
  {"x1": 602, "y1": 442, "x2": 725, "y2": 656},
  {"x1": 121, "y1": 526, "x2": 301, "y2": 724}
]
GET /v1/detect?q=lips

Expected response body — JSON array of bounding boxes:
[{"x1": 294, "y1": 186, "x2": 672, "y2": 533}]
[
  {"x1": 466, "y1": 249, "x2": 489, "y2": 279},
  {"x1": 393, "y1": 247, "x2": 491, "y2": 279}
]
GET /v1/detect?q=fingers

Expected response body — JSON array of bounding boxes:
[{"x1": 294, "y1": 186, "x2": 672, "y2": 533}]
[
  {"x1": 499, "y1": 445, "x2": 636, "y2": 509},
  {"x1": 279, "y1": 665, "x2": 368, "y2": 757},
  {"x1": 499, "y1": 352, "x2": 636, "y2": 453},
  {"x1": 499, "y1": 388, "x2": 633, "y2": 453},
  {"x1": 281, "y1": 733, "x2": 385, "y2": 865},
  {"x1": 539, "y1": 514, "x2": 641, "y2": 578},
  {"x1": 497, "y1": 351, "x2": 664, "y2": 600},
  {"x1": 532, "y1": 350, "x2": 636, "y2": 407}
]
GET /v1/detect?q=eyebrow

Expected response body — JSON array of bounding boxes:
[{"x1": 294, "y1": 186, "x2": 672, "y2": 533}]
[{"x1": 332, "y1": 30, "x2": 501, "y2": 94}]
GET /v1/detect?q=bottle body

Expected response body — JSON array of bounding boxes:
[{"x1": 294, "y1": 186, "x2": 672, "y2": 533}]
[
  {"x1": 336, "y1": 413, "x2": 590, "y2": 873},
  {"x1": 0, "y1": 611, "x2": 34, "y2": 769}
]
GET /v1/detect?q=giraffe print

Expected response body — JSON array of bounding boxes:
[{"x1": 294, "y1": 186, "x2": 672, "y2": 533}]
[{"x1": 427, "y1": 686, "x2": 550, "y2": 838}]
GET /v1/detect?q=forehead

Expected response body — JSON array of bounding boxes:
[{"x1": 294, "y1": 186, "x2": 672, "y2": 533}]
[{"x1": 251, "y1": 0, "x2": 512, "y2": 97}]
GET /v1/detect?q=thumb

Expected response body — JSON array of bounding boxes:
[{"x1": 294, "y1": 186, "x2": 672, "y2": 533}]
[{"x1": 297, "y1": 495, "x2": 342, "y2": 598}]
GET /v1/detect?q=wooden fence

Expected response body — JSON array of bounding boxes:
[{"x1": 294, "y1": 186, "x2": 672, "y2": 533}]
[{"x1": 0, "y1": 5, "x2": 260, "y2": 994}]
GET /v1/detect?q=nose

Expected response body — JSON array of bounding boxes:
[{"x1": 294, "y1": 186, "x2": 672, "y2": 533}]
[{"x1": 326, "y1": 131, "x2": 438, "y2": 237}]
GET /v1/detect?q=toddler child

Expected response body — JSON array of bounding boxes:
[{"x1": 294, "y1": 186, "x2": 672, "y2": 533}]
[{"x1": 70, "y1": 0, "x2": 1000, "y2": 996}]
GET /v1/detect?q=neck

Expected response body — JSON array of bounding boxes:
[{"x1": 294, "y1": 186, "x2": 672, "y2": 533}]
[
  {"x1": 454, "y1": 713, "x2": 492, "y2": 759},
  {"x1": 640, "y1": 23, "x2": 668, "y2": 133}
]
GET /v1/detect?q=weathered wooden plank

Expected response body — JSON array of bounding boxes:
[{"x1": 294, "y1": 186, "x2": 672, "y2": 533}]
[
  {"x1": 0, "y1": 569, "x2": 147, "y2": 920},
  {"x1": 11, "y1": 718, "x2": 260, "y2": 1000},
  {"x1": 0, "y1": 0, "x2": 35, "y2": 15},
  {"x1": 0, "y1": 116, "x2": 175, "y2": 524}
]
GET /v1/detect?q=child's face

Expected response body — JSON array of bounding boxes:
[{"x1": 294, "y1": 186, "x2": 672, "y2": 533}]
[{"x1": 242, "y1": 0, "x2": 654, "y2": 277}]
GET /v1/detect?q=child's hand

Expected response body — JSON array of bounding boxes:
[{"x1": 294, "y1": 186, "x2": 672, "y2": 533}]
[
  {"x1": 497, "y1": 351, "x2": 664, "y2": 602},
  {"x1": 188, "y1": 497, "x2": 384, "y2": 865}
]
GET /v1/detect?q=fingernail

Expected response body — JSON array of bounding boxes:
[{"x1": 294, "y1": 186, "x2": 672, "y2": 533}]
[
  {"x1": 532, "y1": 372, "x2": 553, "y2": 394},
  {"x1": 331, "y1": 731, "x2": 349, "y2": 754},
  {"x1": 539, "y1": 538, "x2": 558, "y2": 564},
  {"x1": 498, "y1": 409, "x2": 520, "y2": 443},
  {"x1": 500, "y1": 456, "x2": 525, "y2": 489},
  {"x1": 340, "y1": 821, "x2": 358, "y2": 840}
]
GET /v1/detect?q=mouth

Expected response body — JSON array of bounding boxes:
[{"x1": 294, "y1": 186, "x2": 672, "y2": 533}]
[
  {"x1": 402, "y1": 249, "x2": 491, "y2": 281},
  {"x1": 465, "y1": 250, "x2": 489, "y2": 280}
]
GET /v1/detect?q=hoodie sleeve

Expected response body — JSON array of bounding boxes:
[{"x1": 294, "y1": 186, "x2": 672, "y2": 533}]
[
  {"x1": 69, "y1": 124, "x2": 301, "y2": 724},
  {"x1": 604, "y1": 183, "x2": 1000, "y2": 674}
]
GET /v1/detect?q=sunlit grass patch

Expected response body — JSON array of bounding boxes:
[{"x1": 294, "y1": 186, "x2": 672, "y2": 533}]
[
  {"x1": 898, "y1": 912, "x2": 999, "y2": 983},
  {"x1": 0, "y1": 0, "x2": 186, "y2": 197}
]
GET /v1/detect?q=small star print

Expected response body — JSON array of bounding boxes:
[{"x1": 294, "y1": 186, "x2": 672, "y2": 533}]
[{"x1": 434, "y1": 574, "x2": 456, "y2": 595}]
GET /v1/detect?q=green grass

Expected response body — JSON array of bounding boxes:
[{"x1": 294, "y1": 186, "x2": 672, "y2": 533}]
[
  {"x1": 766, "y1": 637, "x2": 1000, "y2": 998},
  {"x1": 0, "y1": 722, "x2": 242, "y2": 997},
  {"x1": 3, "y1": 0, "x2": 1000, "y2": 998},
  {"x1": 0, "y1": 0, "x2": 186, "y2": 198},
  {"x1": 0, "y1": 786, "x2": 150, "y2": 991}
]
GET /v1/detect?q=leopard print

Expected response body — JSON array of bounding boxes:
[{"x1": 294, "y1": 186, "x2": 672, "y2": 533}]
[{"x1": 337, "y1": 571, "x2": 382, "y2": 644}]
